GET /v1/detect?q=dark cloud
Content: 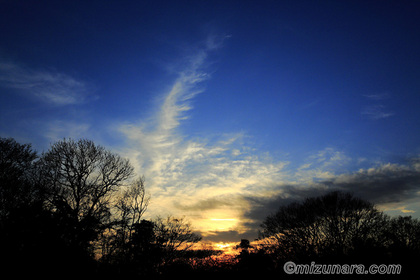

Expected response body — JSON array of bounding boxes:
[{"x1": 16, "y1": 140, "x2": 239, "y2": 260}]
[
  {"x1": 324, "y1": 162, "x2": 420, "y2": 205},
  {"x1": 176, "y1": 158, "x2": 420, "y2": 242},
  {"x1": 242, "y1": 159, "x2": 420, "y2": 238},
  {"x1": 173, "y1": 194, "x2": 240, "y2": 211}
]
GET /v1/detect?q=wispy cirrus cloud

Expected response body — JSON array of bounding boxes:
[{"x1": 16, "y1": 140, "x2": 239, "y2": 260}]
[
  {"x1": 116, "y1": 37, "x2": 417, "y2": 242},
  {"x1": 363, "y1": 93, "x2": 391, "y2": 101},
  {"x1": 362, "y1": 104, "x2": 395, "y2": 120},
  {"x1": 362, "y1": 93, "x2": 395, "y2": 120},
  {"x1": 117, "y1": 36, "x2": 289, "y2": 238},
  {"x1": 295, "y1": 147, "x2": 351, "y2": 183},
  {"x1": 0, "y1": 60, "x2": 93, "y2": 105}
]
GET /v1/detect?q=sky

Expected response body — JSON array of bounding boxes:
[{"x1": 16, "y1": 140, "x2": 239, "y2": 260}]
[{"x1": 1, "y1": 0, "x2": 420, "y2": 243}]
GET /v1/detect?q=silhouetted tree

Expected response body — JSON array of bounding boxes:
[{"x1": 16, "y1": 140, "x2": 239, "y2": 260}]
[
  {"x1": 115, "y1": 177, "x2": 150, "y2": 245},
  {"x1": 38, "y1": 138, "x2": 134, "y2": 256},
  {"x1": 98, "y1": 177, "x2": 150, "y2": 265},
  {"x1": 0, "y1": 138, "x2": 85, "y2": 276},
  {"x1": 98, "y1": 216, "x2": 201, "y2": 277},
  {"x1": 127, "y1": 220, "x2": 162, "y2": 276},
  {"x1": 0, "y1": 138, "x2": 41, "y2": 275},
  {"x1": 386, "y1": 216, "x2": 420, "y2": 269},
  {"x1": 235, "y1": 239, "x2": 275, "y2": 277},
  {"x1": 152, "y1": 216, "x2": 202, "y2": 277},
  {"x1": 259, "y1": 191, "x2": 388, "y2": 263},
  {"x1": 237, "y1": 239, "x2": 252, "y2": 250},
  {"x1": 0, "y1": 137, "x2": 39, "y2": 217},
  {"x1": 154, "y1": 216, "x2": 202, "y2": 264}
]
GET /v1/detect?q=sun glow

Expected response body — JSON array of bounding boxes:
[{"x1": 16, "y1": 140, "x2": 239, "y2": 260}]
[
  {"x1": 213, "y1": 242, "x2": 238, "y2": 255},
  {"x1": 208, "y1": 218, "x2": 237, "y2": 231}
]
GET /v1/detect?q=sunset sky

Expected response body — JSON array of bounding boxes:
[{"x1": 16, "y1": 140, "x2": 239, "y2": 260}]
[{"x1": 1, "y1": 0, "x2": 420, "y2": 243}]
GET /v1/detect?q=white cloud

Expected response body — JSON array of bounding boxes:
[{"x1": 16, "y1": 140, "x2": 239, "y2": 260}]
[
  {"x1": 0, "y1": 61, "x2": 92, "y2": 105},
  {"x1": 115, "y1": 36, "x2": 417, "y2": 241},
  {"x1": 362, "y1": 93, "x2": 394, "y2": 120},
  {"x1": 294, "y1": 147, "x2": 351, "y2": 183},
  {"x1": 362, "y1": 104, "x2": 394, "y2": 120},
  {"x1": 117, "y1": 36, "x2": 289, "y2": 235},
  {"x1": 363, "y1": 93, "x2": 391, "y2": 101}
]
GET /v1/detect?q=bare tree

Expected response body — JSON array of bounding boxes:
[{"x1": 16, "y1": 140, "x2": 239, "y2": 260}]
[
  {"x1": 100, "y1": 177, "x2": 150, "y2": 259},
  {"x1": 388, "y1": 216, "x2": 420, "y2": 253},
  {"x1": 116, "y1": 177, "x2": 150, "y2": 235},
  {"x1": 259, "y1": 191, "x2": 387, "y2": 262},
  {"x1": 99, "y1": 214, "x2": 201, "y2": 275},
  {"x1": 39, "y1": 138, "x2": 134, "y2": 249},
  {"x1": 154, "y1": 216, "x2": 202, "y2": 263}
]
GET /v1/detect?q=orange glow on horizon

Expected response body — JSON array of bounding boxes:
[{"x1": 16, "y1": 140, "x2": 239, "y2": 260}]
[{"x1": 213, "y1": 242, "x2": 239, "y2": 255}]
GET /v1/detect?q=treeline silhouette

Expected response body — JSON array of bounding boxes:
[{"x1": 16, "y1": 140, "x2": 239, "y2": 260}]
[
  {"x1": 1, "y1": 137, "x2": 419, "y2": 278},
  {"x1": 0, "y1": 138, "x2": 201, "y2": 278}
]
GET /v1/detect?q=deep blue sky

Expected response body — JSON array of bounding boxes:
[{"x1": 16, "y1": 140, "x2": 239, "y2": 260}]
[{"x1": 1, "y1": 0, "x2": 420, "y2": 242}]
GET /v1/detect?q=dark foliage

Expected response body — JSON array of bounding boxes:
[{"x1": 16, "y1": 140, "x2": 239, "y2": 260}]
[{"x1": 259, "y1": 191, "x2": 420, "y2": 278}]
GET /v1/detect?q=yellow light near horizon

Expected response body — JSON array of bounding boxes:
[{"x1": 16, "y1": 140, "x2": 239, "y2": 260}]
[
  {"x1": 215, "y1": 243, "x2": 231, "y2": 249},
  {"x1": 199, "y1": 218, "x2": 238, "y2": 232},
  {"x1": 213, "y1": 242, "x2": 238, "y2": 255}
]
